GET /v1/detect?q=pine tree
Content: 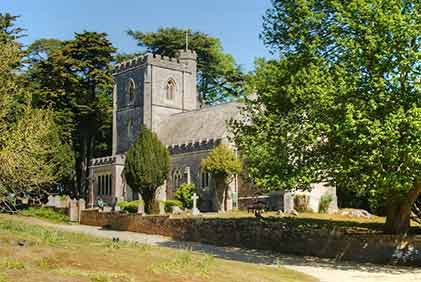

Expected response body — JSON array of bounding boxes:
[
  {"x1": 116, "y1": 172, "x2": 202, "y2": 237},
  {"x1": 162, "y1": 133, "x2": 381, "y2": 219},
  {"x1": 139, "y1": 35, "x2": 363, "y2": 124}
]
[{"x1": 124, "y1": 125, "x2": 170, "y2": 213}]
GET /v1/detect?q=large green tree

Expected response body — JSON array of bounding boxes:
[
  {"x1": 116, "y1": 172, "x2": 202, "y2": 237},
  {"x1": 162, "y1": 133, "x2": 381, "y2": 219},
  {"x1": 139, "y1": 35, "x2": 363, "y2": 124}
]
[
  {"x1": 0, "y1": 13, "x2": 24, "y2": 43},
  {"x1": 127, "y1": 27, "x2": 245, "y2": 104},
  {"x1": 0, "y1": 34, "x2": 73, "y2": 211},
  {"x1": 124, "y1": 125, "x2": 170, "y2": 214},
  {"x1": 233, "y1": 0, "x2": 420, "y2": 234},
  {"x1": 27, "y1": 32, "x2": 116, "y2": 196},
  {"x1": 202, "y1": 144, "x2": 242, "y2": 211}
]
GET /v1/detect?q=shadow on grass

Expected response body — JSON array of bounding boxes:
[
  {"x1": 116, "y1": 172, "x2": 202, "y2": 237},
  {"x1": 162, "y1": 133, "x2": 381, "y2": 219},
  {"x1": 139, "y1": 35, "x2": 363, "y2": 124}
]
[{"x1": 156, "y1": 239, "x2": 420, "y2": 275}]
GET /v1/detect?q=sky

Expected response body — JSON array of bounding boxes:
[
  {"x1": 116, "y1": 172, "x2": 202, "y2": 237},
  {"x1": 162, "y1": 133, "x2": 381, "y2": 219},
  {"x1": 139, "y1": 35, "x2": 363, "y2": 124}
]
[{"x1": 1, "y1": 0, "x2": 274, "y2": 70}]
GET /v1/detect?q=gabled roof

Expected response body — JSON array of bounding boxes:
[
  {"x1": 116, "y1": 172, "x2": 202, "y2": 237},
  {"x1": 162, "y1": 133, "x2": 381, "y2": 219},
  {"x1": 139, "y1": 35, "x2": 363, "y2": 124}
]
[{"x1": 157, "y1": 101, "x2": 243, "y2": 146}]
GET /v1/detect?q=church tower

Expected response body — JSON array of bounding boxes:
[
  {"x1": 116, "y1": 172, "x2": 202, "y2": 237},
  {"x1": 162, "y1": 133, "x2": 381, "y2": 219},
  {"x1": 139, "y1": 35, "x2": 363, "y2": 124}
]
[{"x1": 111, "y1": 50, "x2": 198, "y2": 155}]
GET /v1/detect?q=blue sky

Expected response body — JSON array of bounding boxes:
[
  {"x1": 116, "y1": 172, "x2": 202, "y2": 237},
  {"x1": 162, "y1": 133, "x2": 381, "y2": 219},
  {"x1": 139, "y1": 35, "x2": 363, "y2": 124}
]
[{"x1": 1, "y1": 0, "x2": 274, "y2": 70}]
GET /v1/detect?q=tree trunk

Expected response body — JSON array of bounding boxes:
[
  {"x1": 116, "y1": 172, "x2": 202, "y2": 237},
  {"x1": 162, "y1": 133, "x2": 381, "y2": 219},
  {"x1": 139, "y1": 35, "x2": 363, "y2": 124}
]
[
  {"x1": 141, "y1": 188, "x2": 156, "y2": 214},
  {"x1": 213, "y1": 176, "x2": 226, "y2": 212},
  {"x1": 384, "y1": 182, "x2": 421, "y2": 235}
]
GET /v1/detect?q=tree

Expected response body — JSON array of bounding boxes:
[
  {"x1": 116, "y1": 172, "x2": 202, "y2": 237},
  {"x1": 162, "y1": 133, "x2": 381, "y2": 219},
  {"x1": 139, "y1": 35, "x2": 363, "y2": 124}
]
[
  {"x1": 124, "y1": 125, "x2": 170, "y2": 214},
  {"x1": 0, "y1": 37, "x2": 73, "y2": 211},
  {"x1": 0, "y1": 13, "x2": 24, "y2": 43},
  {"x1": 233, "y1": 0, "x2": 420, "y2": 234},
  {"x1": 127, "y1": 27, "x2": 245, "y2": 104},
  {"x1": 201, "y1": 144, "x2": 242, "y2": 211},
  {"x1": 26, "y1": 32, "x2": 116, "y2": 196},
  {"x1": 175, "y1": 183, "x2": 195, "y2": 209}
]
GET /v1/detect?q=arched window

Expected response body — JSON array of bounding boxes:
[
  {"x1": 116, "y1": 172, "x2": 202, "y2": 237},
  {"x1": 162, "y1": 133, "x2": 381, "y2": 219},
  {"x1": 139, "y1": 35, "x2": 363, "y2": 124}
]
[
  {"x1": 201, "y1": 170, "x2": 211, "y2": 189},
  {"x1": 127, "y1": 79, "x2": 135, "y2": 104},
  {"x1": 127, "y1": 118, "x2": 133, "y2": 139},
  {"x1": 173, "y1": 169, "x2": 183, "y2": 191},
  {"x1": 166, "y1": 79, "x2": 176, "y2": 100}
]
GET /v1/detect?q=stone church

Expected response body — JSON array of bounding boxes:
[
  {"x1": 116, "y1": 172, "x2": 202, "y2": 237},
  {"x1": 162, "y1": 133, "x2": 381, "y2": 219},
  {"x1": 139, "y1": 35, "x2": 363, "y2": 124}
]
[
  {"x1": 87, "y1": 48, "x2": 337, "y2": 213},
  {"x1": 88, "y1": 49, "x2": 242, "y2": 211}
]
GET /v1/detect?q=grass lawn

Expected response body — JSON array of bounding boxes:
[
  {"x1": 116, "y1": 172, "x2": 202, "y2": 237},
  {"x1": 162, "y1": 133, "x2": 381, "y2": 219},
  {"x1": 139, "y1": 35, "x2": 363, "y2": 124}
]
[
  {"x1": 0, "y1": 215, "x2": 317, "y2": 282},
  {"x1": 19, "y1": 207, "x2": 70, "y2": 223}
]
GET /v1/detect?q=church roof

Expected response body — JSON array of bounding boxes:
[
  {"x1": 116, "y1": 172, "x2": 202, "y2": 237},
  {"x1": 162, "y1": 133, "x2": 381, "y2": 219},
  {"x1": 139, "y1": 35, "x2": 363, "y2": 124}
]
[{"x1": 157, "y1": 101, "x2": 243, "y2": 146}]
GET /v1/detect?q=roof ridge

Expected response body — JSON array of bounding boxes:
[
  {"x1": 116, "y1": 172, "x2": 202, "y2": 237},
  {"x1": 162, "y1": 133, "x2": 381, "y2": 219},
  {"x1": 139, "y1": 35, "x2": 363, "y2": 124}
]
[{"x1": 170, "y1": 100, "x2": 243, "y2": 117}]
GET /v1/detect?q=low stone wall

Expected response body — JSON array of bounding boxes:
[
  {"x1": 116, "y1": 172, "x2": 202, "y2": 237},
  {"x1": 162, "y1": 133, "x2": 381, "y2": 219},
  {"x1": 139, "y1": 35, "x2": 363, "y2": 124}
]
[{"x1": 81, "y1": 209, "x2": 421, "y2": 266}]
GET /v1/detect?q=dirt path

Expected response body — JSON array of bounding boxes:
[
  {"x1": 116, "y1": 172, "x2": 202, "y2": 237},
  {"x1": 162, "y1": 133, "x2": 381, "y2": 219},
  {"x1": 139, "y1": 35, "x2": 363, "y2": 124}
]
[{"x1": 13, "y1": 217, "x2": 421, "y2": 282}]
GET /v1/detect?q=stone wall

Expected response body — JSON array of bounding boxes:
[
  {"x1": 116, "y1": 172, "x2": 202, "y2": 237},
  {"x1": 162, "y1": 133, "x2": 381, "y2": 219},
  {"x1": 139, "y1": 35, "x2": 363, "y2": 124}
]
[{"x1": 81, "y1": 210, "x2": 421, "y2": 266}]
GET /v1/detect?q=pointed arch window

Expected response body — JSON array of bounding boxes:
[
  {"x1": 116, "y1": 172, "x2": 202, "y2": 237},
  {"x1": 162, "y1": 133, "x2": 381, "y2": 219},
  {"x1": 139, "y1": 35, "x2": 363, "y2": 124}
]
[
  {"x1": 166, "y1": 79, "x2": 176, "y2": 100},
  {"x1": 173, "y1": 169, "x2": 183, "y2": 191},
  {"x1": 127, "y1": 118, "x2": 133, "y2": 139},
  {"x1": 201, "y1": 170, "x2": 211, "y2": 189},
  {"x1": 127, "y1": 79, "x2": 135, "y2": 104}
]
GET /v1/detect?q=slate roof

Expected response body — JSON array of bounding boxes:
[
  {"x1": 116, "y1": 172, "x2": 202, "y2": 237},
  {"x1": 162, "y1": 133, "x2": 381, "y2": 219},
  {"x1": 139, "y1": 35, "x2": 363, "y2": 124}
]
[{"x1": 157, "y1": 101, "x2": 243, "y2": 146}]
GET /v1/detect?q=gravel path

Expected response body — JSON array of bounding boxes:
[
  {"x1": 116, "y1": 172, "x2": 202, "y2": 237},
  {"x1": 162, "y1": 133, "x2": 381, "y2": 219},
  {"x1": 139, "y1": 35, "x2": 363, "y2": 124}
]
[{"x1": 18, "y1": 217, "x2": 421, "y2": 282}]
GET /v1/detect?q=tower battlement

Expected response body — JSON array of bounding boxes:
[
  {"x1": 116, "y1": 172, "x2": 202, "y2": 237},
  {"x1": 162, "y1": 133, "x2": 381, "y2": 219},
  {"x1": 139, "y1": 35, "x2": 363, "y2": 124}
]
[{"x1": 113, "y1": 50, "x2": 197, "y2": 75}]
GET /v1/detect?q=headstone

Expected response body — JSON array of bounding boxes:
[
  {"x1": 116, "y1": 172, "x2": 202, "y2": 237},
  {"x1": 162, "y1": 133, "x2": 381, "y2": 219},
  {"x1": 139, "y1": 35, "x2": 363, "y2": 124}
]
[
  {"x1": 96, "y1": 197, "x2": 104, "y2": 211},
  {"x1": 103, "y1": 206, "x2": 112, "y2": 212},
  {"x1": 159, "y1": 201, "x2": 166, "y2": 215},
  {"x1": 46, "y1": 196, "x2": 55, "y2": 207},
  {"x1": 53, "y1": 195, "x2": 61, "y2": 208},
  {"x1": 137, "y1": 204, "x2": 144, "y2": 215},
  {"x1": 172, "y1": 206, "x2": 183, "y2": 214},
  {"x1": 78, "y1": 198, "x2": 86, "y2": 221},
  {"x1": 69, "y1": 199, "x2": 79, "y2": 221},
  {"x1": 192, "y1": 193, "x2": 200, "y2": 216}
]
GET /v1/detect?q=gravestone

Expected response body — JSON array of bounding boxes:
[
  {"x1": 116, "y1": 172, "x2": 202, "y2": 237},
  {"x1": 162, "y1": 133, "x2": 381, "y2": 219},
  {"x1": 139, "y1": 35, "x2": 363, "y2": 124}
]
[
  {"x1": 69, "y1": 199, "x2": 79, "y2": 221},
  {"x1": 137, "y1": 204, "x2": 144, "y2": 215},
  {"x1": 192, "y1": 193, "x2": 200, "y2": 216},
  {"x1": 78, "y1": 199, "x2": 86, "y2": 222},
  {"x1": 103, "y1": 206, "x2": 112, "y2": 212},
  {"x1": 46, "y1": 196, "x2": 55, "y2": 207},
  {"x1": 159, "y1": 201, "x2": 165, "y2": 215},
  {"x1": 53, "y1": 196, "x2": 61, "y2": 208}
]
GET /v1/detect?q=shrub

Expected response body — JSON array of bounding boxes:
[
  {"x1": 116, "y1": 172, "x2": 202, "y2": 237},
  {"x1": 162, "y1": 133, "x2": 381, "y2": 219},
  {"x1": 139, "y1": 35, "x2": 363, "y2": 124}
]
[
  {"x1": 19, "y1": 207, "x2": 70, "y2": 223},
  {"x1": 124, "y1": 125, "x2": 170, "y2": 214},
  {"x1": 117, "y1": 200, "x2": 144, "y2": 213},
  {"x1": 175, "y1": 183, "x2": 195, "y2": 209},
  {"x1": 318, "y1": 194, "x2": 333, "y2": 213},
  {"x1": 201, "y1": 144, "x2": 242, "y2": 211},
  {"x1": 162, "y1": 200, "x2": 183, "y2": 213},
  {"x1": 293, "y1": 195, "x2": 309, "y2": 212}
]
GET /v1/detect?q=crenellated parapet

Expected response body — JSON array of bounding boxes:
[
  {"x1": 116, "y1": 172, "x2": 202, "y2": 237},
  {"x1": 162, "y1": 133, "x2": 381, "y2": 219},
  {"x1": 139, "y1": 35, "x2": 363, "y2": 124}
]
[
  {"x1": 113, "y1": 50, "x2": 197, "y2": 75},
  {"x1": 89, "y1": 154, "x2": 126, "y2": 167},
  {"x1": 90, "y1": 156, "x2": 116, "y2": 166},
  {"x1": 113, "y1": 55, "x2": 147, "y2": 74},
  {"x1": 167, "y1": 138, "x2": 220, "y2": 155}
]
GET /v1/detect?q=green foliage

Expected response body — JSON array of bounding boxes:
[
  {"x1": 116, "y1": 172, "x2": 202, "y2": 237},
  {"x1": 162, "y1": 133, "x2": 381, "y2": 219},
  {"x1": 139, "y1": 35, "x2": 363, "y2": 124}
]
[
  {"x1": 117, "y1": 200, "x2": 144, "y2": 213},
  {"x1": 318, "y1": 195, "x2": 333, "y2": 214},
  {"x1": 201, "y1": 144, "x2": 242, "y2": 178},
  {"x1": 127, "y1": 27, "x2": 245, "y2": 104},
  {"x1": 161, "y1": 200, "x2": 183, "y2": 213},
  {"x1": 19, "y1": 207, "x2": 70, "y2": 223},
  {"x1": 26, "y1": 31, "x2": 116, "y2": 195},
  {"x1": 0, "y1": 37, "x2": 73, "y2": 209},
  {"x1": 124, "y1": 125, "x2": 170, "y2": 214},
  {"x1": 175, "y1": 183, "x2": 195, "y2": 209},
  {"x1": 0, "y1": 13, "x2": 24, "y2": 43},
  {"x1": 234, "y1": 0, "x2": 420, "y2": 234},
  {"x1": 202, "y1": 144, "x2": 242, "y2": 211}
]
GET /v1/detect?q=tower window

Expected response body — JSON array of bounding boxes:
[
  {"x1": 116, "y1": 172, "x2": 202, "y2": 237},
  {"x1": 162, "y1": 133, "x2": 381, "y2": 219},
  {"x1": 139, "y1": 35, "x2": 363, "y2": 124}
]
[
  {"x1": 127, "y1": 119, "x2": 133, "y2": 139},
  {"x1": 166, "y1": 79, "x2": 176, "y2": 100},
  {"x1": 128, "y1": 79, "x2": 135, "y2": 104}
]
